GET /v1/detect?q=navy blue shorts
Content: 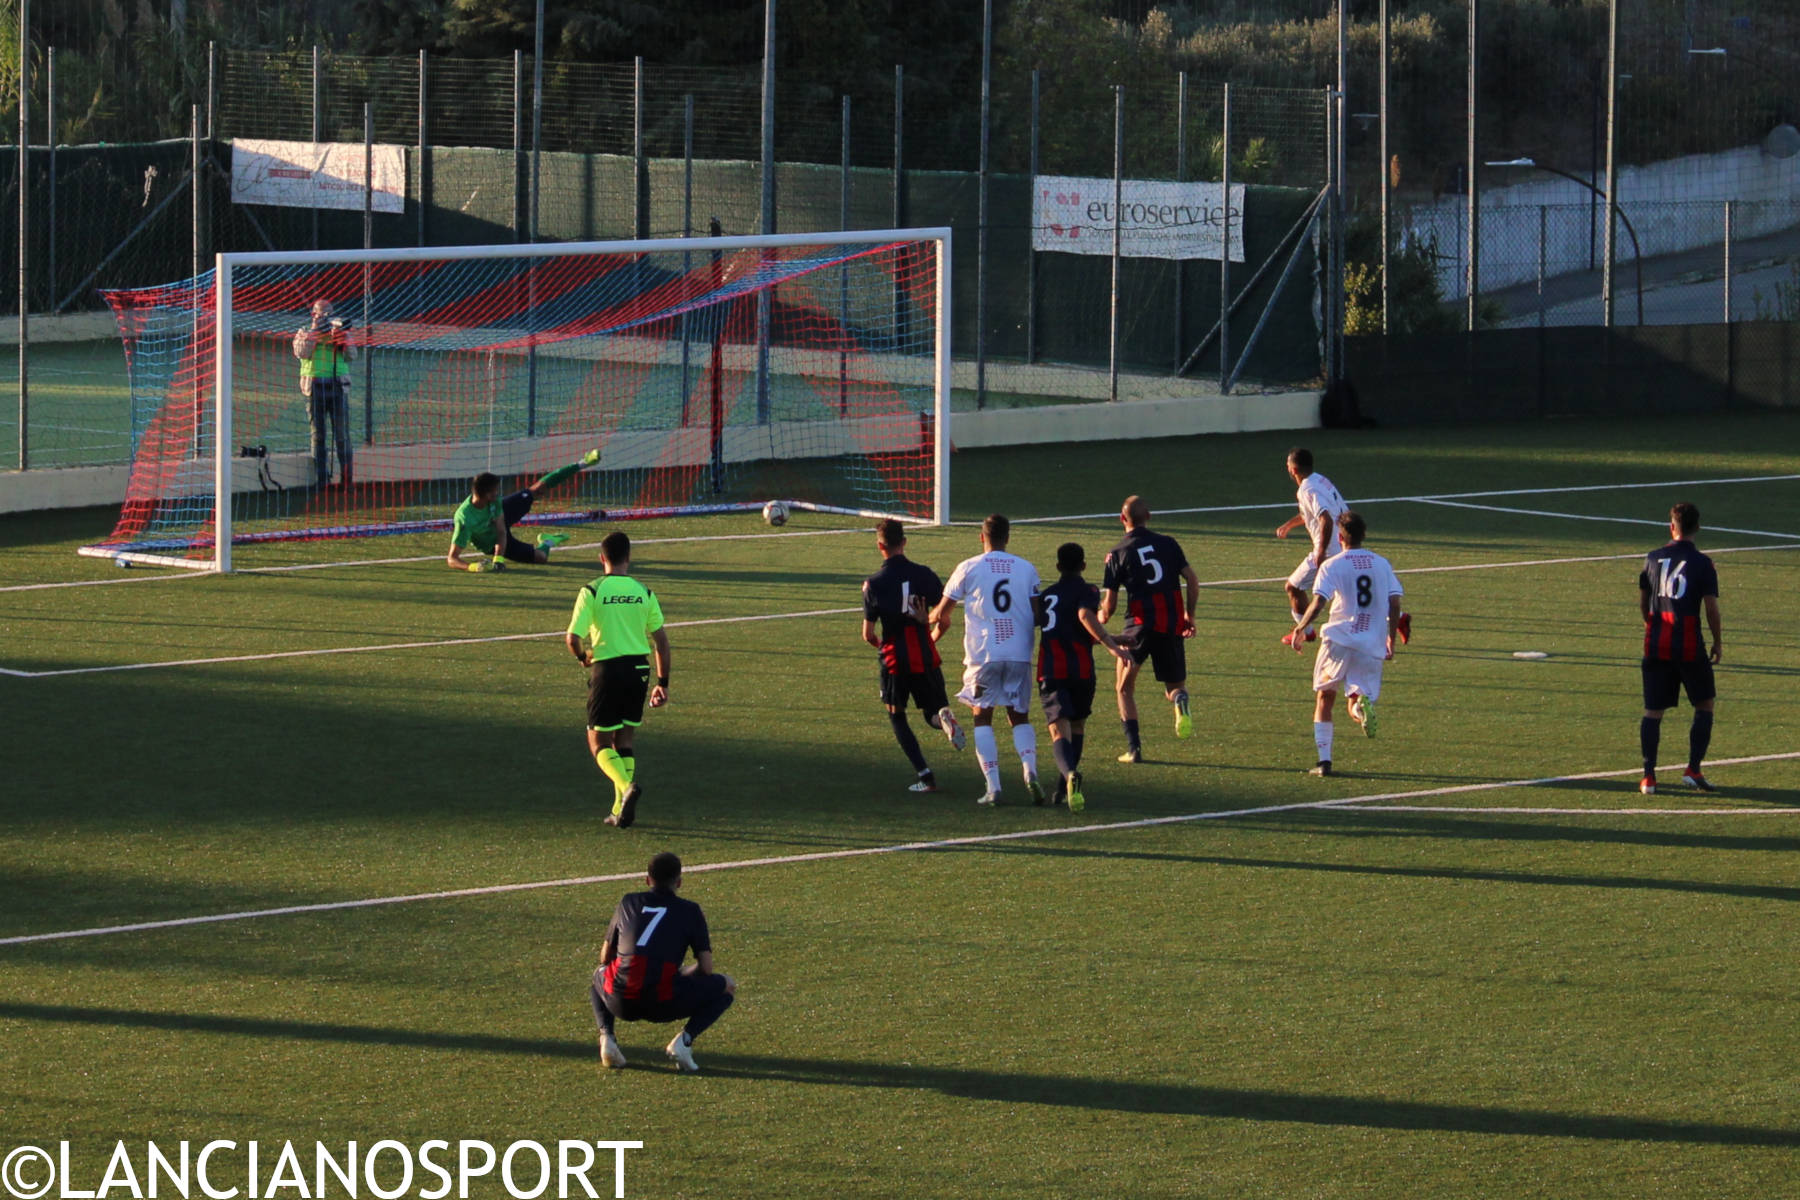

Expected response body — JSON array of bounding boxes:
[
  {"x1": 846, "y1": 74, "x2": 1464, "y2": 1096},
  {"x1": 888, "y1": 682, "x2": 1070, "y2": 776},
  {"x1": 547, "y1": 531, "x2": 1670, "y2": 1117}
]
[
  {"x1": 1039, "y1": 677, "x2": 1097, "y2": 724},
  {"x1": 1642, "y1": 658, "x2": 1715, "y2": 711}
]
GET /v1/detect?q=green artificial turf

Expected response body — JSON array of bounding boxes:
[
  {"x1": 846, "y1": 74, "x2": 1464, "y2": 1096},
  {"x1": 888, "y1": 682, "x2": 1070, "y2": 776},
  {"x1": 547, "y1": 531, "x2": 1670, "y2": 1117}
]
[{"x1": 2, "y1": 412, "x2": 1797, "y2": 1198}]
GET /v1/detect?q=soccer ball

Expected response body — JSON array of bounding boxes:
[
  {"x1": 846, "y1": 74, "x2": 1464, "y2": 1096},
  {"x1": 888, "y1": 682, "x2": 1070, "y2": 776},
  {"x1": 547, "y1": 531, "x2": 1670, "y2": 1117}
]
[{"x1": 762, "y1": 500, "x2": 790, "y2": 527}]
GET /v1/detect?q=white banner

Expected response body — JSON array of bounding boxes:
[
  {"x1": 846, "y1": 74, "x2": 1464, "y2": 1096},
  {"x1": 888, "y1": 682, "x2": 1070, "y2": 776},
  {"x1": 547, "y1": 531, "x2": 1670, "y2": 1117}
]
[
  {"x1": 231, "y1": 139, "x2": 406, "y2": 213},
  {"x1": 1033, "y1": 176, "x2": 1245, "y2": 262}
]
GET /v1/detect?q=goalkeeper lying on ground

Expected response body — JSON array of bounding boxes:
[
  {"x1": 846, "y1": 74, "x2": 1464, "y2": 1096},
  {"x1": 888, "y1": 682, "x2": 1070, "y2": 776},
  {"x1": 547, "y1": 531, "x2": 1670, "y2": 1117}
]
[{"x1": 445, "y1": 450, "x2": 603, "y2": 573}]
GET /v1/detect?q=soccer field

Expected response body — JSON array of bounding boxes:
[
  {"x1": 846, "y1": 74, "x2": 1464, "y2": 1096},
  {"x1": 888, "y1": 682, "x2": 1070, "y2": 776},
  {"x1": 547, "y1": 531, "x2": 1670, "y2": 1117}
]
[{"x1": 3, "y1": 413, "x2": 1798, "y2": 1198}]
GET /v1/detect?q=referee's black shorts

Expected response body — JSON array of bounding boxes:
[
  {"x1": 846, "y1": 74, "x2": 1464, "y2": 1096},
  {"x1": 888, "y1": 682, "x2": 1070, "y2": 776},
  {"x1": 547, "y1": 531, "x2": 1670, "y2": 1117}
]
[
  {"x1": 589, "y1": 654, "x2": 650, "y2": 731},
  {"x1": 879, "y1": 664, "x2": 950, "y2": 714},
  {"x1": 1642, "y1": 657, "x2": 1715, "y2": 712}
]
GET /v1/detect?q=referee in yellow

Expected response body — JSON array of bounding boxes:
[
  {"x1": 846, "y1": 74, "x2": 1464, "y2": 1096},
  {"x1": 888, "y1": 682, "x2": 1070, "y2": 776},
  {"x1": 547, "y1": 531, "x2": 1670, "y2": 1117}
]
[{"x1": 565, "y1": 532, "x2": 671, "y2": 828}]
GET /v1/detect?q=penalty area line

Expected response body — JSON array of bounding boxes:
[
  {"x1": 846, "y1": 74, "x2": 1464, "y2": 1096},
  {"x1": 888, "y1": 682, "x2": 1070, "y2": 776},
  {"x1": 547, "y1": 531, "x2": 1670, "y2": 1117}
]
[
  {"x1": 1355, "y1": 805, "x2": 1800, "y2": 815},
  {"x1": 2, "y1": 750, "x2": 1795, "y2": 947}
]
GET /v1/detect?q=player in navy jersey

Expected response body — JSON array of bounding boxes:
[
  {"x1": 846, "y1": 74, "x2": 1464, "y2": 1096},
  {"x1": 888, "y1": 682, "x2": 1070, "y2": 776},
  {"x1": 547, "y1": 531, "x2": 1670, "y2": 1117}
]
[
  {"x1": 1036, "y1": 543, "x2": 1132, "y2": 811},
  {"x1": 593, "y1": 852, "x2": 736, "y2": 1073},
  {"x1": 1099, "y1": 496, "x2": 1201, "y2": 763},
  {"x1": 1637, "y1": 502, "x2": 1723, "y2": 794},
  {"x1": 862, "y1": 518, "x2": 964, "y2": 792}
]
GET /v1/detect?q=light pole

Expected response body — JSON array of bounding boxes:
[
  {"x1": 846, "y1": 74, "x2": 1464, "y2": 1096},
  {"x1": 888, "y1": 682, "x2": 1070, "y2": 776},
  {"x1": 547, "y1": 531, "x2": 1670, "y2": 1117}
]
[{"x1": 1487, "y1": 157, "x2": 1644, "y2": 325}]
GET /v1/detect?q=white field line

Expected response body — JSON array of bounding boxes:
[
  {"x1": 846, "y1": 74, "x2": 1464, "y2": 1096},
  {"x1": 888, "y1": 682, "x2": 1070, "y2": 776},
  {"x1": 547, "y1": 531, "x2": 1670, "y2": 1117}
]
[
  {"x1": 1006, "y1": 473, "x2": 1800, "y2": 525},
  {"x1": 4, "y1": 607, "x2": 863, "y2": 680},
  {"x1": 1418, "y1": 498, "x2": 1800, "y2": 541},
  {"x1": 8, "y1": 471, "x2": 1797, "y2": 595},
  {"x1": 1359, "y1": 805, "x2": 1800, "y2": 815},
  {"x1": 8, "y1": 541, "x2": 1800, "y2": 680},
  {"x1": 3, "y1": 750, "x2": 1793, "y2": 948}
]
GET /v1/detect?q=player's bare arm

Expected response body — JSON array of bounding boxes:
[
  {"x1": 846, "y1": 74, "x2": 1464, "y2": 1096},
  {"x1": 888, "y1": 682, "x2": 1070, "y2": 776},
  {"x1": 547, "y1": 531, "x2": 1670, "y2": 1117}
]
[
  {"x1": 862, "y1": 618, "x2": 881, "y2": 650},
  {"x1": 1078, "y1": 605, "x2": 1132, "y2": 664},
  {"x1": 649, "y1": 628, "x2": 672, "y2": 708},
  {"x1": 928, "y1": 595, "x2": 957, "y2": 628},
  {"x1": 1386, "y1": 594, "x2": 1403, "y2": 660},
  {"x1": 565, "y1": 631, "x2": 591, "y2": 666},
  {"x1": 1293, "y1": 593, "x2": 1327, "y2": 652},
  {"x1": 1181, "y1": 564, "x2": 1200, "y2": 636},
  {"x1": 1310, "y1": 511, "x2": 1332, "y2": 566},
  {"x1": 1704, "y1": 594, "x2": 1722, "y2": 664},
  {"x1": 1097, "y1": 587, "x2": 1118, "y2": 624},
  {"x1": 1275, "y1": 514, "x2": 1305, "y2": 539}
]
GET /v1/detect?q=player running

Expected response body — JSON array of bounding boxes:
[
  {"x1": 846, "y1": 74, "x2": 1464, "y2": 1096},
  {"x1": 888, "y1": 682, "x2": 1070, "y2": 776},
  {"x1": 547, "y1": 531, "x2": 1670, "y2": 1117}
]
[
  {"x1": 929, "y1": 514, "x2": 1044, "y2": 806},
  {"x1": 593, "y1": 852, "x2": 736, "y2": 1073},
  {"x1": 1638, "y1": 502, "x2": 1723, "y2": 794},
  {"x1": 862, "y1": 518, "x2": 965, "y2": 792},
  {"x1": 1290, "y1": 511, "x2": 1403, "y2": 776},
  {"x1": 445, "y1": 450, "x2": 603, "y2": 572},
  {"x1": 1036, "y1": 542, "x2": 1132, "y2": 811},
  {"x1": 1275, "y1": 447, "x2": 1411, "y2": 646},
  {"x1": 1099, "y1": 496, "x2": 1200, "y2": 763},
  {"x1": 565, "y1": 532, "x2": 671, "y2": 828}
]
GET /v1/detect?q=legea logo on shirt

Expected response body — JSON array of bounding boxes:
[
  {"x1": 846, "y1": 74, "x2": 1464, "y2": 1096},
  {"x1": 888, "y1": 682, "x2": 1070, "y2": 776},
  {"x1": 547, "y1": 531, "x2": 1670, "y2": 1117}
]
[{"x1": 601, "y1": 595, "x2": 644, "y2": 605}]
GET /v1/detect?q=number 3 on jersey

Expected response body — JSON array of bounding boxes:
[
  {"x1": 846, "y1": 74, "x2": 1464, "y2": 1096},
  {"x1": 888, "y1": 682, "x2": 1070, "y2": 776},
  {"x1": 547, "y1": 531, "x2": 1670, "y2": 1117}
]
[{"x1": 1041, "y1": 592, "x2": 1060, "y2": 630}]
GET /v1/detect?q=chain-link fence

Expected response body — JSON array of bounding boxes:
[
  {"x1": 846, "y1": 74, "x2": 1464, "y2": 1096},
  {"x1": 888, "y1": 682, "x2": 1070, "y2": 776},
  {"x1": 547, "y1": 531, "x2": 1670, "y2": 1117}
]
[{"x1": 2, "y1": 47, "x2": 1331, "y2": 471}]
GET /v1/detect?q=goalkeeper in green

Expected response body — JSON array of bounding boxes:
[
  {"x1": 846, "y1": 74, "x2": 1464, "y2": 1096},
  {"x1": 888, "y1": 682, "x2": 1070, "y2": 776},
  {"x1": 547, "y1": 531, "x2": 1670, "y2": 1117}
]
[{"x1": 445, "y1": 450, "x2": 603, "y2": 573}]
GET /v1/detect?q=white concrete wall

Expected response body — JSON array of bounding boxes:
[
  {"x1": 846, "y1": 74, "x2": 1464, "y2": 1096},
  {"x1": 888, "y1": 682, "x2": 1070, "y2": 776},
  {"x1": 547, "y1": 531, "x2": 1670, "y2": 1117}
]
[
  {"x1": 1409, "y1": 141, "x2": 1800, "y2": 300},
  {"x1": 0, "y1": 390, "x2": 1321, "y2": 515}
]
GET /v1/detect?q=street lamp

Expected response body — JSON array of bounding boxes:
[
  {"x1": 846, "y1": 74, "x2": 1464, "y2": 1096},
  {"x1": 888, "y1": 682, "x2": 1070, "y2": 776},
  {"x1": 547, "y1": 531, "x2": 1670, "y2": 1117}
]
[{"x1": 1487, "y1": 156, "x2": 1644, "y2": 325}]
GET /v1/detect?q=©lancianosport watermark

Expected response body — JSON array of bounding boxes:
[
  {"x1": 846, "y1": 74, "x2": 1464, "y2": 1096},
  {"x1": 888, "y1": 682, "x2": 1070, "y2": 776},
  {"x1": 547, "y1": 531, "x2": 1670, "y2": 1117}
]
[{"x1": 1, "y1": 1141, "x2": 644, "y2": 1200}]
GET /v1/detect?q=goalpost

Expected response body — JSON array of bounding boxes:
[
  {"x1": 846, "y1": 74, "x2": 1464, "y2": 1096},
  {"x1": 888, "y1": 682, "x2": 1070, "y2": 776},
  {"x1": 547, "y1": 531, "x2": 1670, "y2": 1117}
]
[{"x1": 84, "y1": 228, "x2": 954, "y2": 572}]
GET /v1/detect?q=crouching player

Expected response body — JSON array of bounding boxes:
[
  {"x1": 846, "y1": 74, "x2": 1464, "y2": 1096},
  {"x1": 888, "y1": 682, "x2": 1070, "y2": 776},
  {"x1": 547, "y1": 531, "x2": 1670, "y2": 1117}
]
[
  {"x1": 593, "y1": 852, "x2": 736, "y2": 1073},
  {"x1": 1290, "y1": 511, "x2": 1404, "y2": 776},
  {"x1": 1036, "y1": 543, "x2": 1132, "y2": 811}
]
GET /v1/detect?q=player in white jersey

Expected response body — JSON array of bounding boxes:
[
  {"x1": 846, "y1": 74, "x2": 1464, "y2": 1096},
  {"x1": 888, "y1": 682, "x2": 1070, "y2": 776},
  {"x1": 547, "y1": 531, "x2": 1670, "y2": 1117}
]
[
  {"x1": 1289, "y1": 510, "x2": 1404, "y2": 776},
  {"x1": 930, "y1": 513, "x2": 1045, "y2": 807},
  {"x1": 1275, "y1": 447, "x2": 1411, "y2": 647},
  {"x1": 1274, "y1": 446, "x2": 1346, "y2": 645}
]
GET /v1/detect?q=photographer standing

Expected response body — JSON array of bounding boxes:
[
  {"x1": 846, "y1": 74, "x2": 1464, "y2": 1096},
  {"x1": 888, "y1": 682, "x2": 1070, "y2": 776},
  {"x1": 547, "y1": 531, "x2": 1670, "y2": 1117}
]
[{"x1": 292, "y1": 299, "x2": 355, "y2": 488}]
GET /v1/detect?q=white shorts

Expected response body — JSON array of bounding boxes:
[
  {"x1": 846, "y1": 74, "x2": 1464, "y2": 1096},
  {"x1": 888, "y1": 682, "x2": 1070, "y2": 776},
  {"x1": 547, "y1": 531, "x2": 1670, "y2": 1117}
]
[
  {"x1": 957, "y1": 661, "x2": 1033, "y2": 714},
  {"x1": 1312, "y1": 642, "x2": 1386, "y2": 701},
  {"x1": 1287, "y1": 554, "x2": 1322, "y2": 592}
]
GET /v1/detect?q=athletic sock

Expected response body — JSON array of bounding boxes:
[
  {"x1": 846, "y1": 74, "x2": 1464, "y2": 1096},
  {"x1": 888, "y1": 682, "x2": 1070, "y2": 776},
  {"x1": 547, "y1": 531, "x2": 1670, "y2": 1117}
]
[
  {"x1": 539, "y1": 462, "x2": 580, "y2": 488},
  {"x1": 596, "y1": 748, "x2": 631, "y2": 791},
  {"x1": 1640, "y1": 716, "x2": 1662, "y2": 776},
  {"x1": 1122, "y1": 718, "x2": 1141, "y2": 752},
  {"x1": 888, "y1": 711, "x2": 929, "y2": 773},
  {"x1": 1172, "y1": 688, "x2": 1190, "y2": 712},
  {"x1": 973, "y1": 725, "x2": 1003, "y2": 793},
  {"x1": 1313, "y1": 720, "x2": 1333, "y2": 764},
  {"x1": 1070, "y1": 733, "x2": 1085, "y2": 770},
  {"x1": 1012, "y1": 723, "x2": 1039, "y2": 778},
  {"x1": 1051, "y1": 737, "x2": 1075, "y2": 779},
  {"x1": 620, "y1": 755, "x2": 635, "y2": 786},
  {"x1": 1688, "y1": 710, "x2": 1713, "y2": 772}
]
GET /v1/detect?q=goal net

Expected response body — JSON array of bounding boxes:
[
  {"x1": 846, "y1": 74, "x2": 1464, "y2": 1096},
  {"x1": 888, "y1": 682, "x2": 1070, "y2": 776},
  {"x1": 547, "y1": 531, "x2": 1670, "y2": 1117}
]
[{"x1": 83, "y1": 229, "x2": 951, "y2": 570}]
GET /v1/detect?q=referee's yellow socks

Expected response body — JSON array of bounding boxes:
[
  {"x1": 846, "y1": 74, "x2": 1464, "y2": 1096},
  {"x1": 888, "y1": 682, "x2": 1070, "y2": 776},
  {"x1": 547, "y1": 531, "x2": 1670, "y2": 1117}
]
[{"x1": 596, "y1": 748, "x2": 631, "y2": 791}]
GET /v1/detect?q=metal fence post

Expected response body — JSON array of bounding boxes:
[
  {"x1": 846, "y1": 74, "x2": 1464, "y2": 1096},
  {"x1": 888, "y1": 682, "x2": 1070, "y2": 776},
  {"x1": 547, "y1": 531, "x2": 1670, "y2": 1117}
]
[
  {"x1": 363, "y1": 101, "x2": 374, "y2": 450},
  {"x1": 531, "y1": 0, "x2": 544, "y2": 242},
  {"x1": 1378, "y1": 0, "x2": 1391, "y2": 333},
  {"x1": 1466, "y1": 0, "x2": 1480, "y2": 332},
  {"x1": 756, "y1": 0, "x2": 776, "y2": 424},
  {"x1": 46, "y1": 45, "x2": 55, "y2": 319},
  {"x1": 1173, "y1": 69, "x2": 1186, "y2": 372},
  {"x1": 418, "y1": 49, "x2": 428, "y2": 247},
  {"x1": 1537, "y1": 204, "x2": 1547, "y2": 328},
  {"x1": 1601, "y1": 0, "x2": 1618, "y2": 328},
  {"x1": 975, "y1": 0, "x2": 993, "y2": 411},
  {"x1": 633, "y1": 56, "x2": 649, "y2": 240},
  {"x1": 839, "y1": 93, "x2": 851, "y2": 415},
  {"x1": 513, "y1": 49, "x2": 524, "y2": 243},
  {"x1": 1027, "y1": 67, "x2": 1039, "y2": 366},
  {"x1": 312, "y1": 44, "x2": 321, "y2": 252},
  {"x1": 893, "y1": 64, "x2": 906, "y2": 346},
  {"x1": 1220, "y1": 82, "x2": 1232, "y2": 394},
  {"x1": 192, "y1": 105, "x2": 204, "y2": 459},
  {"x1": 19, "y1": 0, "x2": 29, "y2": 470},
  {"x1": 681, "y1": 94, "x2": 694, "y2": 416},
  {"x1": 1722, "y1": 199, "x2": 1734, "y2": 324},
  {"x1": 207, "y1": 41, "x2": 217, "y2": 138},
  {"x1": 1110, "y1": 85, "x2": 1123, "y2": 405}
]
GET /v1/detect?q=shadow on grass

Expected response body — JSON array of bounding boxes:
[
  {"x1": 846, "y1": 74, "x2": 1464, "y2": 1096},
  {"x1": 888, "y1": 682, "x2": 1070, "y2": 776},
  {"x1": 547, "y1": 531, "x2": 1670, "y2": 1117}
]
[
  {"x1": 1249, "y1": 802, "x2": 1800, "y2": 854},
  {"x1": 983, "y1": 843, "x2": 1800, "y2": 903},
  {"x1": 4, "y1": 1001, "x2": 1797, "y2": 1147}
]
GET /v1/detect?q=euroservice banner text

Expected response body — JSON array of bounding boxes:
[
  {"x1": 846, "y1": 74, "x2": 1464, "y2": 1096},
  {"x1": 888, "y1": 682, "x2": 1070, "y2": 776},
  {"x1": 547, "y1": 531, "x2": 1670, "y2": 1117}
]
[
  {"x1": 1032, "y1": 175, "x2": 1245, "y2": 262},
  {"x1": 231, "y1": 139, "x2": 407, "y2": 214}
]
